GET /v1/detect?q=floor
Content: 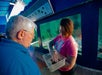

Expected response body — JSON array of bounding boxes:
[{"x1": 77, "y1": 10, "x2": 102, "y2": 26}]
[
  {"x1": 33, "y1": 50, "x2": 102, "y2": 75},
  {"x1": 36, "y1": 59, "x2": 102, "y2": 75}
]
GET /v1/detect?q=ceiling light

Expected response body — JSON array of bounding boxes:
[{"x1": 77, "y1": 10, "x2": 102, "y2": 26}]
[{"x1": 8, "y1": 1, "x2": 25, "y2": 20}]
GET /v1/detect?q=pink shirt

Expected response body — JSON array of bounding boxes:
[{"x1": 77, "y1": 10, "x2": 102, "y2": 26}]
[{"x1": 53, "y1": 34, "x2": 78, "y2": 71}]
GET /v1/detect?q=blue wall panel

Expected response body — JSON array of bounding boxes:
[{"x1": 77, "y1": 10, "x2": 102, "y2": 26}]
[
  {"x1": 50, "y1": 0, "x2": 90, "y2": 13},
  {"x1": 0, "y1": 16, "x2": 6, "y2": 33},
  {"x1": 0, "y1": 25, "x2": 6, "y2": 33}
]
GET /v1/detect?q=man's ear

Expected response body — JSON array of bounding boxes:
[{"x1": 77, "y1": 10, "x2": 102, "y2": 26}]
[{"x1": 17, "y1": 30, "x2": 25, "y2": 40}]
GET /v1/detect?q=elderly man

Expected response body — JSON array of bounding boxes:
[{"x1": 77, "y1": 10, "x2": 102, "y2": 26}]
[{"x1": 0, "y1": 15, "x2": 41, "y2": 75}]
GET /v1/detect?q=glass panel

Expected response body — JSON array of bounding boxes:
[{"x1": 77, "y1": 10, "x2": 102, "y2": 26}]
[
  {"x1": 98, "y1": 8, "x2": 102, "y2": 60},
  {"x1": 40, "y1": 14, "x2": 82, "y2": 55},
  {"x1": 31, "y1": 30, "x2": 39, "y2": 47},
  {"x1": 40, "y1": 19, "x2": 60, "y2": 49},
  {"x1": 69, "y1": 14, "x2": 82, "y2": 55}
]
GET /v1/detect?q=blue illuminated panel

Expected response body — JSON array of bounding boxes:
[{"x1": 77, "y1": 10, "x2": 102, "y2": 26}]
[{"x1": 27, "y1": 0, "x2": 54, "y2": 21}]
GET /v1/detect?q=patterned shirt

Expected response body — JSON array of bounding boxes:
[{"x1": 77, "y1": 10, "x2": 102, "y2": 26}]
[{"x1": 53, "y1": 34, "x2": 78, "y2": 71}]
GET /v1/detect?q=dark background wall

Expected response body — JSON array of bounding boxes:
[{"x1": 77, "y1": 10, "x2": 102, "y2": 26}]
[{"x1": 36, "y1": 0, "x2": 102, "y2": 70}]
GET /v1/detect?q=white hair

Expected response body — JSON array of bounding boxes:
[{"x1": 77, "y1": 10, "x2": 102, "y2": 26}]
[{"x1": 6, "y1": 15, "x2": 36, "y2": 39}]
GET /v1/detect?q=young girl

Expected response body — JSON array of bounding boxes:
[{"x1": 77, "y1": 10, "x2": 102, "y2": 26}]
[{"x1": 49, "y1": 18, "x2": 78, "y2": 75}]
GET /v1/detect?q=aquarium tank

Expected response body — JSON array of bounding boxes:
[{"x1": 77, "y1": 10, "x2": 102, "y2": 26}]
[{"x1": 98, "y1": 8, "x2": 102, "y2": 60}]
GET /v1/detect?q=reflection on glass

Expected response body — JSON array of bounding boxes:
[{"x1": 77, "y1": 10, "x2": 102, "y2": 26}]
[
  {"x1": 98, "y1": 8, "x2": 102, "y2": 60},
  {"x1": 40, "y1": 14, "x2": 82, "y2": 55}
]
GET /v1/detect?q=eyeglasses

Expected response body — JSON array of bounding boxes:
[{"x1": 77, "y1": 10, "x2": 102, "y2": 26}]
[{"x1": 23, "y1": 30, "x2": 34, "y2": 38}]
